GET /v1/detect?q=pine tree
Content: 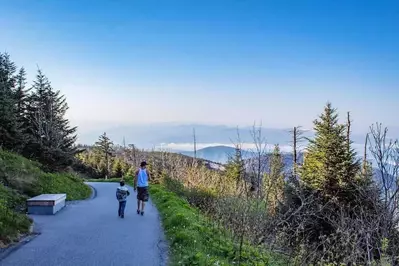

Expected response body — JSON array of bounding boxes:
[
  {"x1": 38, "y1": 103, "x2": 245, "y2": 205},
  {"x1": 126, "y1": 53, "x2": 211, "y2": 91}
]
[
  {"x1": 112, "y1": 158, "x2": 123, "y2": 178},
  {"x1": 14, "y1": 67, "x2": 31, "y2": 149},
  {"x1": 126, "y1": 166, "x2": 135, "y2": 178},
  {"x1": 14, "y1": 67, "x2": 29, "y2": 120},
  {"x1": 0, "y1": 53, "x2": 24, "y2": 152},
  {"x1": 23, "y1": 69, "x2": 77, "y2": 170},
  {"x1": 300, "y1": 103, "x2": 360, "y2": 200},
  {"x1": 263, "y1": 144, "x2": 285, "y2": 212},
  {"x1": 121, "y1": 160, "x2": 130, "y2": 176},
  {"x1": 225, "y1": 147, "x2": 245, "y2": 187},
  {"x1": 97, "y1": 158, "x2": 108, "y2": 177},
  {"x1": 94, "y1": 132, "x2": 114, "y2": 179}
]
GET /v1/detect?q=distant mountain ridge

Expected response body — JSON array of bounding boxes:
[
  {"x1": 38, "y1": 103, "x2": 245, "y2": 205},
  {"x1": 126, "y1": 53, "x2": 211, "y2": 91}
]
[
  {"x1": 77, "y1": 123, "x2": 379, "y2": 149},
  {"x1": 178, "y1": 145, "x2": 303, "y2": 167},
  {"x1": 179, "y1": 146, "x2": 240, "y2": 164}
]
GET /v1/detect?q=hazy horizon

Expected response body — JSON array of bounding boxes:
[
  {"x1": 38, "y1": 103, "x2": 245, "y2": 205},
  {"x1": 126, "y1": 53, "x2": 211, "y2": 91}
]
[{"x1": 73, "y1": 122, "x2": 399, "y2": 159}]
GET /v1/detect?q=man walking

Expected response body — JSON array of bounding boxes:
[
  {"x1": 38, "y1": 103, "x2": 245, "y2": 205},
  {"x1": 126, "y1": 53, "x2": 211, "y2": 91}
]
[{"x1": 134, "y1": 161, "x2": 150, "y2": 216}]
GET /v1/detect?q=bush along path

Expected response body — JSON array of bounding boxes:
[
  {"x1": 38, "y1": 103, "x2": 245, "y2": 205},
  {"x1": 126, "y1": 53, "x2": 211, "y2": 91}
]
[
  {"x1": 151, "y1": 184, "x2": 289, "y2": 266},
  {"x1": 0, "y1": 181, "x2": 168, "y2": 266}
]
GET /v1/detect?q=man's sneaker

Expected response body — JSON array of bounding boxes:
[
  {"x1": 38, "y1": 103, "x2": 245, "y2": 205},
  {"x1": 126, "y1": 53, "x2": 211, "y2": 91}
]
[
  {"x1": 140, "y1": 211, "x2": 144, "y2": 216},
  {"x1": 121, "y1": 214, "x2": 124, "y2": 218},
  {"x1": 137, "y1": 209, "x2": 140, "y2": 215}
]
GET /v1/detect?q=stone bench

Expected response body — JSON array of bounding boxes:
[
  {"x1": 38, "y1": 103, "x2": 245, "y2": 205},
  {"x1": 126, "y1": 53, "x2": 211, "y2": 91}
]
[{"x1": 27, "y1": 194, "x2": 67, "y2": 215}]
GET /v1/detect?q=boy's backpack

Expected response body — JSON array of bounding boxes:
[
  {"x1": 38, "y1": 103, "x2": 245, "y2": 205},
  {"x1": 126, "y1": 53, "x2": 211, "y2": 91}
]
[
  {"x1": 116, "y1": 191, "x2": 123, "y2": 201},
  {"x1": 116, "y1": 188, "x2": 125, "y2": 201},
  {"x1": 116, "y1": 187, "x2": 129, "y2": 201}
]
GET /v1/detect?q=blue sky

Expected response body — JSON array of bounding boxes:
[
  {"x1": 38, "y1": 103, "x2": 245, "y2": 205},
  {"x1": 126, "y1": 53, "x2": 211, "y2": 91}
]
[{"x1": 1, "y1": 0, "x2": 398, "y2": 135}]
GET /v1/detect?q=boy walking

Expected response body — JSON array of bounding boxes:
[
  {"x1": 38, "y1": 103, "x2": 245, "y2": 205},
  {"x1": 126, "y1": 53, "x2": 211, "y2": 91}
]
[
  {"x1": 116, "y1": 180, "x2": 130, "y2": 218},
  {"x1": 134, "y1": 161, "x2": 150, "y2": 216}
]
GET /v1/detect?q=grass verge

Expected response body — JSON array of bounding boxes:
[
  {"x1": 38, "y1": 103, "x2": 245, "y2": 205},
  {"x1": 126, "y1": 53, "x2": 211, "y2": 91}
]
[
  {"x1": 0, "y1": 185, "x2": 32, "y2": 247},
  {"x1": 87, "y1": 178, "x2": 287, "y2": 265}
]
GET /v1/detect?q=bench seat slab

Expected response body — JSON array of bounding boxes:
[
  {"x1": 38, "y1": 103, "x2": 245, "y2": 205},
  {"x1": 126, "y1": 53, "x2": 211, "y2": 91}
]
[{"x1": 27, "y1": 194, "x2": 67, "y2": 215}]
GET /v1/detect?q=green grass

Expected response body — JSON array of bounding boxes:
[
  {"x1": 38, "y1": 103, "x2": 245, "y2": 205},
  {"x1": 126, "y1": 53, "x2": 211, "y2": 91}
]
[
  {"x1": 0, "y1": 150, "x2": 92, "y2": 247},
  {"x1": 0, "y1": 149, "x2": 43, "y2": 196},
  {"x1": 39, "y1": 172, "x2": 92, "y2": 201},
  {"x1": 0, "y1": 185, "x2": 32, "y2": 246},
  {"x1": 88, "y1": 178, "x2": 287, "y2": 265}
]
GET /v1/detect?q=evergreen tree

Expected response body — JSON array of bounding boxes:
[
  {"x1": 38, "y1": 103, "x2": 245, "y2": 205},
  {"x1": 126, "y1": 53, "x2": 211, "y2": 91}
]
[
  {"x1": 94, "y1": 132, "x2": 114, "y2": 179},
  {"x1": 300, "y1": 103, "x2": 360, "y2": 200},
  {"x1": 263, "y1": 144, "x2": 285, "y2": 212},
  {"x1": 112, "y1": 158, "x2": 123, "y2": 178},
  {"x1": 14, "y1": 67, "x2": 31, "y2": 149},
  {"x1": 121, "y1": 160, "x2": 130, "y2": 176},
  {"x1": 14, "y1": 67, "x2": 29, "y2": 120},
  {"x1": 0, "y1": 53, "x2": 24, "y2": 152},
  {"x1": 24, "y1": 69, "x2": 77, "y2": 170},
  {"x1": 225, "y1": 147, "x2": 245, "y2": 187},
  {"x1": 97, "y1": 158, "x2": 108, "y2": 177},
  {"x1": 126, "y1": 166, "x2": 135, "y2": 178}
]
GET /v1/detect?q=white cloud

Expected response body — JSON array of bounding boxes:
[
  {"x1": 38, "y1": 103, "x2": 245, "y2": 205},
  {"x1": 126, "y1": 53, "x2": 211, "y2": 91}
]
[
  {"x1": 156, "y1": 142, "x2": 368, "y2": 155},
  {"x1": 156, "y1": 142, "x2": 297, "y2": 153}
]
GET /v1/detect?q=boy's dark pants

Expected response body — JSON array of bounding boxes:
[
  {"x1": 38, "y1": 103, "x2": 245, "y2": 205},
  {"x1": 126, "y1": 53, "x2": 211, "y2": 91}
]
[{"x1": 118, "y1": 200, "x2": 127, "y2": 216}]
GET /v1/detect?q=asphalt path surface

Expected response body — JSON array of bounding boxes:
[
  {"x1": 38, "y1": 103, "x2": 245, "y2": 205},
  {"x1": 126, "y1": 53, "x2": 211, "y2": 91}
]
[{"x1": 0, "y1": 182, "x2": 168, "y2": 266}]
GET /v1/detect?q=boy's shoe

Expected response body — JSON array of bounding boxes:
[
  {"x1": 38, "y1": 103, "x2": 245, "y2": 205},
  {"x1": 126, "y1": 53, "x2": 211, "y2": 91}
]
[
  {"x1": 121, "y1": 214, "x2": 124, "y2": 218},
  {"x1": 140, "y1": 211, "x2": 144, "y2": 216},
  {"x1": 137, "y1": 209, "x2": 140, "y2": 215}
]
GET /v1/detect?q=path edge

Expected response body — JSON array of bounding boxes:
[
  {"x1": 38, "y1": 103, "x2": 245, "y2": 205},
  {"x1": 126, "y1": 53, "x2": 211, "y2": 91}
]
[
  {"x1": 0, "y1": 222, "x2": 40, "y2": 262},
  {"x1": 156, "y1": 214, "x2": 170, "y2": 266}
]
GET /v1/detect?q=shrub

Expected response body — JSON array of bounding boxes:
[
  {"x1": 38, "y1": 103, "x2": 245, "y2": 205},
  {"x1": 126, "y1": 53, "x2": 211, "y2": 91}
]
[
  {"x1": 164, "y1": 176, "x2": 217, "y2": 212},
  {"x1": 150, "y1": 184, "x2": 287, "y2": 266},
  {"x1": 0, "y1": 150, "x2": 42, "y2": 196},
  {"x1": 0, "y1": 184, "x2": 32, "y2": 246}
]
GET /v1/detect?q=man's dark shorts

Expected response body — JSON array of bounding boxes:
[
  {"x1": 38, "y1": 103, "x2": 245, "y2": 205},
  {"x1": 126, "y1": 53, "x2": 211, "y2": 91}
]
[{"x1": 137, "y1": 186, "x2": 149, "y2": 202}]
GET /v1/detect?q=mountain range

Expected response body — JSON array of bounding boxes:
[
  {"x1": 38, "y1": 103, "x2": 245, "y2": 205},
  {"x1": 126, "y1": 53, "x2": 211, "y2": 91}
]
[
  {"x1": 178, "y1": 145, "x2": 302, "y2": 166},
  {"x1": 76, "y1": 123, "x2": 381, "y2": 150}
]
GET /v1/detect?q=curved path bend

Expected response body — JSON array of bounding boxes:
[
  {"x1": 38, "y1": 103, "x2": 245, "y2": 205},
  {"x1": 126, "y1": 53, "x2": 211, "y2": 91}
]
[{"x1": 0, "y1": 182, "x2": 168, "y2": 266}]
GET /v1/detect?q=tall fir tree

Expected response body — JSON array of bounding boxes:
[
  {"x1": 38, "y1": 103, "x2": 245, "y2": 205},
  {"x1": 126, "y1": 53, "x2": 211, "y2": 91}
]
[
  {"x1": 263, "y1": 144, "x2": 285, "y2": 212},
  {"x1": 112, "y1": 158, "x2": 124, "y2": 178},
  {"x1": 300, "y1": 103, "x2": 360, "y2": 200},
  {"x1": 0, "y1": 53, "x2": 24, "y2": 152},
  {"x1": 225, "y1": 147, "x2": 245, "y2": 187},
  {"x1": 94, "y1": 132, "x2": 114, "y2": 179},
  {"x1": 14, "y1": 67, "x2": 29, "y2": 119},
  {"x1": 24, "y1": 69, "x2": 77, "y2": 170},
  {"x1": 14, "y1": 67, "x2": 30, "y2": 148}
]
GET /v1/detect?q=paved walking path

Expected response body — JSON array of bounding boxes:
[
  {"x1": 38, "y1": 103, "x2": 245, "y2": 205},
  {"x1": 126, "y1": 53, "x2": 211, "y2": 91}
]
[{"x1": 0, "y1": 182, "x2": 168, "y2": 266}]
